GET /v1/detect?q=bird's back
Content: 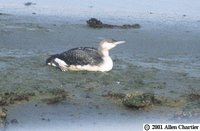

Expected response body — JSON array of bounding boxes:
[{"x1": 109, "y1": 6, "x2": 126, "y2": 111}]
[{"x1": 57, "y1": 47, "x2": 103, "y2": 66}]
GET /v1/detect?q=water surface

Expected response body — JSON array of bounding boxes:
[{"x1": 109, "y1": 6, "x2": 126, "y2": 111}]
[{"x1": 0, "y1": 15, "x2": 200, "y2": 130}]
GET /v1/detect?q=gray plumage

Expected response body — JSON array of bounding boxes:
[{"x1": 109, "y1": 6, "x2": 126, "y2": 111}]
[{"x1": 46, "y1": 47, "x2": 103, "y2": 66}]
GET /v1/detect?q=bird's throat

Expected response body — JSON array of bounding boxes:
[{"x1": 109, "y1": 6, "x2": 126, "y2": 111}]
[{"x1": 98, "y1": 48, "x2": 109, "y2": 57}]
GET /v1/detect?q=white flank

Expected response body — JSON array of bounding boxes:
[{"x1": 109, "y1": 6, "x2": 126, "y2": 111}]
[{"x1": 53, "y1": 56, "x2": 113, "y2": 72}]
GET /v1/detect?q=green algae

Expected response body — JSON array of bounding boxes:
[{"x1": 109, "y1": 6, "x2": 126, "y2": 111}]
[{"x1": 122, "y1": 92, "x2": 154, "y2": 109}]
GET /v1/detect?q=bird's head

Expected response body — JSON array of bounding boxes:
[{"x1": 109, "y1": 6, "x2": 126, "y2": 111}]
[{"x1": 99, "y1": 39, "x2": 126, "y2": 50}]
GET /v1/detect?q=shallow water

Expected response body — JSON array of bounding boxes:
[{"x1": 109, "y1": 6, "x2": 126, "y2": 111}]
[{"x1": 0, "y1": 15, "x2": 200, "y2": 130}]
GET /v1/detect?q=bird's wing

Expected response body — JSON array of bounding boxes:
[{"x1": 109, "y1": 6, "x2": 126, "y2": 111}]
[{"x1": 58, "y1": 47, "x2": 103, "y2": 66}]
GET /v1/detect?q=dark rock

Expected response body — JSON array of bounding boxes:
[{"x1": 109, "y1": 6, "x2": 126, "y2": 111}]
[
  {"x1": 24, "y1": 2, "x2": 36, "y2": 6},
  {"x1": 86, "y1": 18, "x2": 141, "y2": 29},
  {"x1": 86, "y1": 18, "x2": 104, "y2": 28}
]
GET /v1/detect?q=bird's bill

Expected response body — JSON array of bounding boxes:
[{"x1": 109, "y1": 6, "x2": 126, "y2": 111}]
[{"x1": 114, "y1": 41, "x2": 126, "y2": 45}]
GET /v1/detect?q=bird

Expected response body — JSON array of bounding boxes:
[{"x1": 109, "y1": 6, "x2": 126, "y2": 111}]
[{"x1": 46, "y1": 39, "x2": 125, "y2": 72}]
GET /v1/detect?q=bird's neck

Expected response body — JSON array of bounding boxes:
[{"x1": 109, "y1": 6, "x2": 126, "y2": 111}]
[
  {"x1": 98, "y1": 48, "x2": 110, "y2": 57},
  {"x1": 98, "y1": 48, "x2": 113, "y2": 72}
]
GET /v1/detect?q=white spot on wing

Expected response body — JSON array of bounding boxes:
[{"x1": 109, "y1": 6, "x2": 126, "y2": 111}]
[{"x1": 55, "y1": 58, "x2": 67, "y2": 66}]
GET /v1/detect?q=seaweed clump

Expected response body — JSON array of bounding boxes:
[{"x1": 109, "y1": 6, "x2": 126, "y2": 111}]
[
  {"x1": 122, "y1": 92, "x2": 154, "y2": 109},
  {"x1": 122, "y1": 91, "x2": 185, "y2": 110},
  {"x1": 0, "y1": 91, "x2": 35, "y2": 128},
  {"x1": 102, "y1": 91, "x2": 126, "y2": 99},
  {"x1": 87, "y1": 18, "x2": 141, "y2": 29},
  {"x1": 41, "y1": 88, "x2": 68, "y2": 104},
  {"x1": 0, "y1": 108, "x2": 7, "y2": 128},
  {"x1": 0, "y1": 92, "x2": 35, "y2": 106}
]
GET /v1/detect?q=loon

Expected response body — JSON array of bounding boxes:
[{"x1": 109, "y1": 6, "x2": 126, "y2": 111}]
[{"x1": 46, "y1": 39, "x2": 125, "y2": 72}]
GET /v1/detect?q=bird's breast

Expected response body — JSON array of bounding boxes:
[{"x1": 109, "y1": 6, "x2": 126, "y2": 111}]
[{"x1": 98, "y1": 56, "x2": 113, "y2": 72}]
